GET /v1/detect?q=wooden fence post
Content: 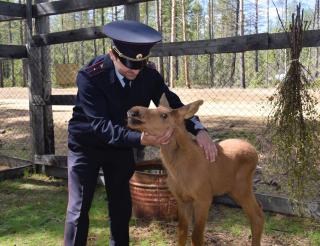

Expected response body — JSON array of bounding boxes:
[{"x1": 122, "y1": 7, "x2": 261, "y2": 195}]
[
  {"x1": 35, "y1": 0, "x2": 55, "y2": 155},
  {"x1": 26, "y1": 0, "x2": 54, "y2": 162}
]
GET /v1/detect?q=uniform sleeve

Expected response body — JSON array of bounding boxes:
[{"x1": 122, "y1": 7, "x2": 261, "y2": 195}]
[
  {"x1": 151, "y1": 72, "x2": 206, "y2": 136},
  {"x1": 76, "y1": 72, "x2": 142, "y2": 147}
]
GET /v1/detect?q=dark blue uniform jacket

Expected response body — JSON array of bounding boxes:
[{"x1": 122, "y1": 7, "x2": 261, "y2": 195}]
[{"x1": 68, "y1": 54, "x2": 200, "y2": 152}]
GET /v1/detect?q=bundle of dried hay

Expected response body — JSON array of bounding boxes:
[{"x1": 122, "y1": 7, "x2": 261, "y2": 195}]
[{"x1": 268, "y1": 4, "x2": 320, "y2": 206}]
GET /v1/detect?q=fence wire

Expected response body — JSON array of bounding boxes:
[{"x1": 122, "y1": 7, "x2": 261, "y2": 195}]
[
  {"x1": 0, "y1": 58, "x2": 31, "y2": 160},
  {"x1": 1, "y1": 46, "x2": 320, "y2": 201}
]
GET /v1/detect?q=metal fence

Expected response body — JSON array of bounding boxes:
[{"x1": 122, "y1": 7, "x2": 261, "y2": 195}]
[
  {"x1": 1, "y1": 47, "x2": 319, "y2": 160},
  {"x1": 0, "y1": 58, "x2": 31, "y2": 160},
  {"x1": 1, "y1": 46, "x2": 320, "y2": 212}
]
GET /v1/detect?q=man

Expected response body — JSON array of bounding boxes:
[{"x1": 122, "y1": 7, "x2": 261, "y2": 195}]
[{"x1": 64, "y1": 20, "x2": 217, "y2": 246}]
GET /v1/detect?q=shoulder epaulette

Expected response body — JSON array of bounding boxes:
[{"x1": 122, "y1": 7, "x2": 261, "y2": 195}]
[{"x1": 83, "y1": 57, "x2": 107, "y2": 77}]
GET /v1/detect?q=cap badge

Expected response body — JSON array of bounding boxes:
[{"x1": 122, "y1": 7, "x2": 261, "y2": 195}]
[{"x1": 136, "y1": 54, "x2": 143, "y2": 60}]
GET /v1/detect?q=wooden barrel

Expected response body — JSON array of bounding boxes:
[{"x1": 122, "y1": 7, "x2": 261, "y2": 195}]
[{"x1": 130, "y1": 159, "x2": 177, "y2": 221}]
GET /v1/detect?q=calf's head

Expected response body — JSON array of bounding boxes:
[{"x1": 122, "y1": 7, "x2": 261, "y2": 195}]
[{"x1": 127, "y1": 94, "x2": 203, "y2": 136}]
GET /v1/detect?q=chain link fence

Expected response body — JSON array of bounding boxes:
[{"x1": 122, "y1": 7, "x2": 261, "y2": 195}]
[
  {"x1": 1, "y1": 12, "x2": 320, "y2": 202},
  {"x1": 0, "y1": 58, "x2": 31, "y2": 160}
]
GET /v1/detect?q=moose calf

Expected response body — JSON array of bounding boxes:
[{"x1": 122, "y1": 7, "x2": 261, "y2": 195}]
[{"x1": 127, "y1": 95, "x2": 264, "y2": 246}]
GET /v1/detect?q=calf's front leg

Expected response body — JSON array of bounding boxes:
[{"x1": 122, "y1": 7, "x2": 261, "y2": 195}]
[
  {"x1": 191, "y1": 199, "x2": 211, "y2": 246},
  {"x1": 177, "y1": 201, "x2": 192, "y2": 246}
]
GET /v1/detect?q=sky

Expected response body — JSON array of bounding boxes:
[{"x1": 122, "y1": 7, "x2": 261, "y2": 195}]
[
  {"x1": 200, "y1": 0, "x2": 316, "y2": 10},
  {"x1": 200, "y1": 0, "x2": 317, "y2": 32},
  {"x1": 262, "y1": 0, "x2": 316, "y2": 20}
]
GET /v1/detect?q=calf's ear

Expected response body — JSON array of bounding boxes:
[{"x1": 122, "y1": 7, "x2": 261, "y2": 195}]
[
  {"x1": 159, "y1": 93, "x2": 171, "y2": 109},
  {"x1": 179, "y1": 100, "x2": 203, "y2": 119}
]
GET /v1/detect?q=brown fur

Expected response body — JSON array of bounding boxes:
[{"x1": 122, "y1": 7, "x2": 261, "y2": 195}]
[{"x1": 127, "y1": 96, "x2": 264, "y2": 246}]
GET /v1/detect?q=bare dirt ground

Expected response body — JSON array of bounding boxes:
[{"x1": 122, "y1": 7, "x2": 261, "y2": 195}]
[
  {"x1": 0, "y1": 165, "x2": 9, "y2": 171},
  {"x1": 0, "y1": 87, "x2": 273, "y2": 157}
]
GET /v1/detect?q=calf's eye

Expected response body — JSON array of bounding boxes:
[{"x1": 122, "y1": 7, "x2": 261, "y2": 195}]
[{"x1": 161, "y1": 113, "x2": 168, "y2": 119}]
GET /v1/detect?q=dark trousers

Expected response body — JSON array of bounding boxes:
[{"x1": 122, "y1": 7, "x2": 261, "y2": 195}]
[{"x1": 64, "y1": 148, "x2": 135, "y2": 246}]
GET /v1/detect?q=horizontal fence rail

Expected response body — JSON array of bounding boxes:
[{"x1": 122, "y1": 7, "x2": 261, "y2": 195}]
[
  {"x1": 0, "y1": 2, "x2": 26, "y2": 18},
  {"x1": 153, "y1": 31, "x2": 320, "y2": 55},
  {"x1": 0, "y1": 44, "x2": 27, "y2": 59},
  {"x1": 0, "y1": 0, "x2": 151, "y2": 22},
  {"x1": 34, "y1": 0, "x2": 152, "y2": 17},
  {"x1": 0, "y1": 15, "x2": 23, "y2": 21},
  {"x1": 33, "y1": 27, "x2": 106, "y2": 46},
  {"x1": 2, "y1": 29, "x2": 320, "y2": 59},
  {"x1": 33, "y1": 29, "x2": 320, "y2": 52}
]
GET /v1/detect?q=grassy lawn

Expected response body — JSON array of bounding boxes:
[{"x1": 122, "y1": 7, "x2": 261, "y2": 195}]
[{"x1": 0, "y1": 174, "x2": 320, "y2": 246}]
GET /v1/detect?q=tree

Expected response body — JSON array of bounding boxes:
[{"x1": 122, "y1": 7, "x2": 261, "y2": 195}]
[
  {"x1": 284, "y1": 0, "x2": 288, "y2": 73},
  {"x1": 208, "y1": 0, "x2": 215, "y2": 86},
  {"x1": 255, "y1": 0, "x2": 259, "y2": 72},
  {"x1": 230, "y1": 0, "x2": 240, "y2": 84},
  {"x1": 214, "y1": 0, "x2": 239, "y2": 87},
  {"x1": 72, "y1": 12, "x2": 79, "y2": 64},
  {"x1": 60, "y1": 14, "x2": 68, "y2": 64},
  {"x1": 314, "y1": 0, "x2": 320, "y2": 77},
  {"x1": 8, "y1": 18, "x2": 15, "y2": 86},
  {"x1": 189, "y1": 1, "x2": 203, "y2": 85},
  {"x1": 181, "y1": 0, "x2": 190, "y2": 88},
  {"x1": 101, "y1": 8, "x2": 106, "y2": 54},
  {"x1": 80, "y1": 11, "x2": 85, "y2": 65},
  {"x1": 145, "y1": 2, "x2": 149, "y2": 24},
  {"x1": 5, "y1": 0, "x2": 18, "y2": 87},
  {"x1": 169, "y1": 0, "x2": 177, "y2": 88},
  {"x1": 113, "y1": 6, "x2": 119, "y2": 21},
  {"x1": 156, "y1": 0, "x2": 164, "y2": 78},
  {"x1": 20, "y1": 0, "x2": 27, "y2": 87},
  {"x1": 266, "y1": 0, "x2": 270, "y2": 85},
  {"x1": 239, "y1": 0, "x2": 246, "y2": 88},
  {"x1": 93, "y1": 9, "x2": 97, "y2": 57}
]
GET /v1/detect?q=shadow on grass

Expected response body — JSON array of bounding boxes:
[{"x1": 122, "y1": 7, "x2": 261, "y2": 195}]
[
  {"x1": 0, "y1": 108, "x2": 32, "y2": 160},
  {"x1": 0, "y1": 175, "x2": 110, "y2": 245}
]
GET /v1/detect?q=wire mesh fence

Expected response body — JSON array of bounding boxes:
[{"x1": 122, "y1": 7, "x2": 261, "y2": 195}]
[
  {"x1": 1, "y1": 45, "x2": 320, "y2": 203},
  {"x1": 0, "y1": 58, "x2": 31, "y2": 160}
]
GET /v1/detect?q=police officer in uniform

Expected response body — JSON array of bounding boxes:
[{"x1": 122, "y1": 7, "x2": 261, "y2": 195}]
[{"x1": 64, "y1": 20, "x2": 217, "y2": 246}]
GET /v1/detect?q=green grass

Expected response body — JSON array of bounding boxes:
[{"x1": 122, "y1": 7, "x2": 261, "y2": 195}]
[
  {"x1": 1, "y1": 174, "x2": 320, "y2": 245},
  {"x1": 0, "y1": 174, "x2": 110, "y2": 246},
  {"x1": 264, "y1": 213, "x2": 320, "y2": 245},
  {"x1": 208, "y1": 204, "x2": 320, "y2": 245}
]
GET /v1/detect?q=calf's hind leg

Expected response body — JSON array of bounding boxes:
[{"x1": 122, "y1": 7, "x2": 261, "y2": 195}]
[{"x1": 230, "y1": 188, "x2": 264, "y2": 246}]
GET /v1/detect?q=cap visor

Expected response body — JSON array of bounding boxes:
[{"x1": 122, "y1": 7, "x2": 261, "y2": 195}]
[{"x1": 120, "y1": 57, "x2": 147, "y2": 70}]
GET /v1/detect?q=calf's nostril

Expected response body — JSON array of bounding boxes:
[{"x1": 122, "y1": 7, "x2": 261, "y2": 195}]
[{"x1": 132, "y1": 110, "x2": 139, "y2": 117}]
